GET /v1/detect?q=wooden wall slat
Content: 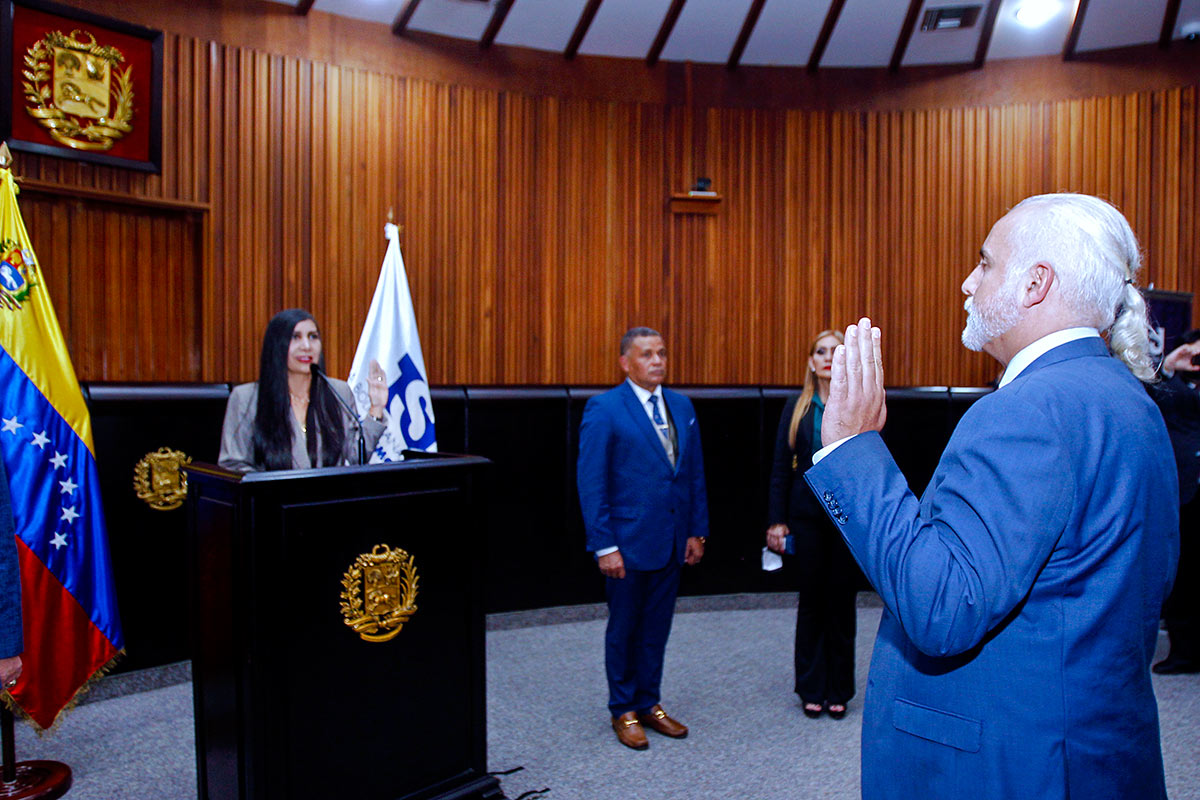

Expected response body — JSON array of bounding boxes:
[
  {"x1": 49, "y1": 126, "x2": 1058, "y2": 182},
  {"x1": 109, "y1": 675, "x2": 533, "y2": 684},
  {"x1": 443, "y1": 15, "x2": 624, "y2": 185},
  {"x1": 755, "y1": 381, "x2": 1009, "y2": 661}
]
[{"x1": 9, "y1": 28, "x2": 1200, "y2": 387}]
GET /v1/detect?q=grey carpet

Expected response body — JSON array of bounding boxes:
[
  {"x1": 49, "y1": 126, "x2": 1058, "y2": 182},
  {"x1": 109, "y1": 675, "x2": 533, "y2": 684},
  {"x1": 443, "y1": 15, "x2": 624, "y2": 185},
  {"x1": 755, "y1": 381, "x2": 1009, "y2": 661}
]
[{"x1": 9, "y1": 601, "x2": 1200, "y2": 799}]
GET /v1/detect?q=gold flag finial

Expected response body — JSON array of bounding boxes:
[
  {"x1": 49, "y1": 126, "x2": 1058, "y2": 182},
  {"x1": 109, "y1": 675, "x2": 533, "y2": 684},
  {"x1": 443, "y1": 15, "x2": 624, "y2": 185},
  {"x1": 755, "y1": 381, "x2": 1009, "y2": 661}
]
[
  {"x1": 0, "y1": 142, "x2": 12, "y2": 169},
  {"x1": 387, "y1": 206, "x2": 395, "y2": 224}
]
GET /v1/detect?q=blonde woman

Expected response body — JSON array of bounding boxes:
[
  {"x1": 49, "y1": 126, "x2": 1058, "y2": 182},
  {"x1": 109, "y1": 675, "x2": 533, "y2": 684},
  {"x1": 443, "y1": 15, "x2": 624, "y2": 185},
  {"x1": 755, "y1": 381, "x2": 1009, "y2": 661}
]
[{"x1": 766, "y1": 329, "x2": 861, "y2": 720}]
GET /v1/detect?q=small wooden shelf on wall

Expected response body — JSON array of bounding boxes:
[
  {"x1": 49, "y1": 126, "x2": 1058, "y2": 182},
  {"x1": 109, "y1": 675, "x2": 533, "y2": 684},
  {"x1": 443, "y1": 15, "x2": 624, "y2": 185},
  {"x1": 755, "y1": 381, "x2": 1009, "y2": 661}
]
[{"x1": 668, "y1": 193, "x2": 722, "y2": 215}]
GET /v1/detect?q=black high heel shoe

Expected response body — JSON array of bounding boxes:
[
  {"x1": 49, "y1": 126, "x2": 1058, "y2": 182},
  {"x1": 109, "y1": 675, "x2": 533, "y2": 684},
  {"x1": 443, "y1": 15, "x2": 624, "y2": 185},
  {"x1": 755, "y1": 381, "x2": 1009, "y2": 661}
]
[
  {"x1": 826, "y1": 704, "x2": 847, "y2": 720},
  {"x1": 802, "y1": 702, "x2": 823, "y2": 719}
]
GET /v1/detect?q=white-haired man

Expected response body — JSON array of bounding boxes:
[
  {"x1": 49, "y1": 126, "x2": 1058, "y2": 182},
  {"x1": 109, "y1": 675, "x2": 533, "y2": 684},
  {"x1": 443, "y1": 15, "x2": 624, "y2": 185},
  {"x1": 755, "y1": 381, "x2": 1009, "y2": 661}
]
[{"x1": 807, "y1": 194, "x2": 1178, "y2": 799}]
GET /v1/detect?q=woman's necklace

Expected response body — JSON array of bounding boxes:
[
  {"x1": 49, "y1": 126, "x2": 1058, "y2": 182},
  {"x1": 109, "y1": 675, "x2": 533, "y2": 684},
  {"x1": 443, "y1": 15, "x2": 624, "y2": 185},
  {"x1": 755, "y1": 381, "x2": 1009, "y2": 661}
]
[{"x1": 290, "y1": 391, "x2": 309, "y2": 435}]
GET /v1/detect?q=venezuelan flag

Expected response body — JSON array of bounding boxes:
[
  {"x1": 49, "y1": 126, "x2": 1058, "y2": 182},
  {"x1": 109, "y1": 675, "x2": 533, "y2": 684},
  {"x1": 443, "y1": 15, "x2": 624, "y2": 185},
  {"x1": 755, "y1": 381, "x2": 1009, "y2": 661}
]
[{"x1": 0, "y1": 148, "x2": 123, "y2": 730}]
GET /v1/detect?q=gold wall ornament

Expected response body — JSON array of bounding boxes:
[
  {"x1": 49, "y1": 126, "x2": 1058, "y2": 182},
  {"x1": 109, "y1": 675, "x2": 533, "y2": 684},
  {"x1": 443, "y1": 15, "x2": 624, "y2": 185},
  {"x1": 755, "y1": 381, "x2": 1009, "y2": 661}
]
[
  {"x1": 132, "y1": 447, "x2": 191, "y2": 511},
  {"x1": 22, "y1": 30, "x2": 134, "y2": 152},
  {"x1": 340, "y1": 544, "x2": 419, "y2": 642}
]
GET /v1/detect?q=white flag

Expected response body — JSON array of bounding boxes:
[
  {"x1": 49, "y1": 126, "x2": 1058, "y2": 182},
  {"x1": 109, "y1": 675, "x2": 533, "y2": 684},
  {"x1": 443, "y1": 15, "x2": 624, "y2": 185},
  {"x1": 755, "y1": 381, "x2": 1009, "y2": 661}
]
[{"x1": 348, "y1": 223, "x2": 436, "y2": 461}]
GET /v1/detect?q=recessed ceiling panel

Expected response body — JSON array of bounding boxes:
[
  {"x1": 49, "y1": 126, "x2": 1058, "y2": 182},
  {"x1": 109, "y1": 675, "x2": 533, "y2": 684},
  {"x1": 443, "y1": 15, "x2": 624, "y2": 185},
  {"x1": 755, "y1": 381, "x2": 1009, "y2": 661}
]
[
  {"x1": 741, "y1": 0, "x2": 833, "y2": 66},
  {"x1": 495, "y1": 0, "x2": 589, "y2": 51},
  {"x1": 659, "y1": 0, "x2": 754, "y2": 63},
  {"x1": 283, "y1": 0, "x2": 1176, "y2": 64},
  {"x1": 409, "y1": 0, "x2": 495, "y2": 41},
  {"x1": 903, "y1": 2, "x2": 983, "y2": 66},
  {"x1": 1076, "y1": 0, "x2": 1166, "y2": 51},
  {"x1": 987, "y1": 0, "x2": 1078, "y2": 60},
  {"x1": 821, "y1": 0, "x2": 912, "y2": 67},
  {"x1": 1175, "y1": 0, "x2": 1200, "y2": 39},
  {"x1": 579, "y1": 0, "x2": 674, "y2": 59},
  {"x1": 315, "y1": 0, "x2": 400, "y2": 25}
]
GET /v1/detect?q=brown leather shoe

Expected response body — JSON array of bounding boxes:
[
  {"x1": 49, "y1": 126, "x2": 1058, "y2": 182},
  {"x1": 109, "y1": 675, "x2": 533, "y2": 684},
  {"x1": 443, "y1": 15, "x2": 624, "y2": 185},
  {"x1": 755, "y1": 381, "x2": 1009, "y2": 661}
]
[
  {"x1": 637, "y1": 704, "x2": 688, "y2": 738},
  {"x1": 612, "y1": 711, "x2": 649, "y2": 750}
]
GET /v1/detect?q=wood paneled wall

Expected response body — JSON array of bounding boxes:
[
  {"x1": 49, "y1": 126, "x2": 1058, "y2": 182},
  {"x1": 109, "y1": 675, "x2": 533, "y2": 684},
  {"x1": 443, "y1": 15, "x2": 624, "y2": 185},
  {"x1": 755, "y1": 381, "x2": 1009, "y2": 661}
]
[{"x1": 10, "y1": 28, "x2": 1200, "y2": 386}]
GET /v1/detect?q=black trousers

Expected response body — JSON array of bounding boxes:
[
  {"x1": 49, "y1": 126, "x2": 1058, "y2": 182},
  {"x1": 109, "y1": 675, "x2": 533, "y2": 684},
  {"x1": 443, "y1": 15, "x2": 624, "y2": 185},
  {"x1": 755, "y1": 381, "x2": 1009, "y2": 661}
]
[
  {"x1": 1163, "y1": 499, "x2": 1199, "y2": 662},
  {"x1": 790, "y1": 515, "x2": 861, "y2": 706}
]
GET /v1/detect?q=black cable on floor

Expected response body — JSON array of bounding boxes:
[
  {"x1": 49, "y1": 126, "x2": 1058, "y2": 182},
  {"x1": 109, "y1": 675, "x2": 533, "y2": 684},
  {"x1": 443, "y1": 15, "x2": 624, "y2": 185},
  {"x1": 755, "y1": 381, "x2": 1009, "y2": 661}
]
[{"x1": 488, "y1": 765, "x2": 525, "y2": 776}]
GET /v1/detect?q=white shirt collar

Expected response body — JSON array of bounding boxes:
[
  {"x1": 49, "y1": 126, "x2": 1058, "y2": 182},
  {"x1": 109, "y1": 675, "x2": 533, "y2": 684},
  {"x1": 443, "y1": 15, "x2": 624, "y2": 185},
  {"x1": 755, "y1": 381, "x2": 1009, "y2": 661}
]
[
  {"x1": 626, "y1": 378, "x2": 663, "y2": 405},
  {"x1": 997, "y1": 327, "x2": 1100, "y2": 388}
]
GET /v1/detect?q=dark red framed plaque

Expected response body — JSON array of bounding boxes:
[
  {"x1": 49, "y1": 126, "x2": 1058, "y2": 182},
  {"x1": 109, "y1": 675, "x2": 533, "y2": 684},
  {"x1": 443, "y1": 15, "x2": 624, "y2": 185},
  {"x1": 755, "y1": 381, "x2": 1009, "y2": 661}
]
[{"x1": 1, "y1": 0, "x2": 162, "y2": 172}]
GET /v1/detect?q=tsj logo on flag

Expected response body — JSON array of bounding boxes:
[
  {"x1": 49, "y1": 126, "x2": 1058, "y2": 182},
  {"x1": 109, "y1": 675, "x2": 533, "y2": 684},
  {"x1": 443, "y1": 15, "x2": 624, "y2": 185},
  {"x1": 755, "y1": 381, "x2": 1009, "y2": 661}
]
[
  {"x1": 348, "y1": 222, "x2": 436, "y2": 462},
  {"x1": 0, "y1": 145, "x2": 123, "y2": 730}
]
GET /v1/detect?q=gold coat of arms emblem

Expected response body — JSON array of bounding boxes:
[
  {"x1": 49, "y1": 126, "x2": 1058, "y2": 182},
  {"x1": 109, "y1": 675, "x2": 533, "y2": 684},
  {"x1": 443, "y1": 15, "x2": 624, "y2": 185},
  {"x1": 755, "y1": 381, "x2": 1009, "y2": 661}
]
[
  {"x1": 22, "y1": 30, "x2": 134, "y2": 151},
  {"x1": 340, "y1": 544, "x2": 419, "y2": 642},
  {"x1": 132, "y1": 447, "x2": 191, "y2": 511}
]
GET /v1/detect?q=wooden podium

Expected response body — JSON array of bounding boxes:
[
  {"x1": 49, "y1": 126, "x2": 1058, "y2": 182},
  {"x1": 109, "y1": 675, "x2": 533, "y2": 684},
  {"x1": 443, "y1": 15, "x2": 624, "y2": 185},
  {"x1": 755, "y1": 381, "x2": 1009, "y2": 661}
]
[{"x1": 184, "y1": 454, "x2": 502, "y2": 800}]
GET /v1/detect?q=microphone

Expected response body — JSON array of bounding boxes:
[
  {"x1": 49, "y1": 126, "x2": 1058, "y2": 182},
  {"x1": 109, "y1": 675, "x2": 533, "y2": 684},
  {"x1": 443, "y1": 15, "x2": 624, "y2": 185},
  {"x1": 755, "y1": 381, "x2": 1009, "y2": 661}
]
[{"x1": 311, "y1": 363, "x2": 368, "y2": 465}]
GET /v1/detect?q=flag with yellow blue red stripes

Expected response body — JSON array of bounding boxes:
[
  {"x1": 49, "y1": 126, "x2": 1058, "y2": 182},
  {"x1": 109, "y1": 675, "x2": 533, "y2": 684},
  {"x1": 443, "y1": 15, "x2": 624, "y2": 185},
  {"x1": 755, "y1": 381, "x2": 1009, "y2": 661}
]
[{"x1": 0, "y1": 145, "x2": 122, "y2": 730}]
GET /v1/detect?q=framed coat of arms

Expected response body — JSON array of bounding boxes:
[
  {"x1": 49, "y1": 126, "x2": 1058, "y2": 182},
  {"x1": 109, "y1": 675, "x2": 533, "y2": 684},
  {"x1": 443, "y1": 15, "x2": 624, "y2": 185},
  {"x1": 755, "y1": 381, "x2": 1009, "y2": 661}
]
[{"x1": 0, "y1": 0, "x2": 162, "y2": 172}]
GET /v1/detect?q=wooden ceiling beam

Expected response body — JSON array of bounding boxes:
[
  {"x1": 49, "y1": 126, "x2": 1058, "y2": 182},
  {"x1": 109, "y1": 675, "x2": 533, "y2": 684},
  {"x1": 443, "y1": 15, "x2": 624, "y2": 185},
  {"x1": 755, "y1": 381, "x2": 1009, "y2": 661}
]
[
  {"x1": 565, "y1": 0, "x2": 604, "y2": 60},
  {"x1": 1160, "y1": 0, "x2": 1183, "y2": 49},
  {"x1": 973, "y1": 0, "x2": 1003, "y2": 69},
  {"x1": 807, "y1": 0, "x2": 848, "y2": 73},
  {"x1": 888, "y1": 0, "x2": 924, "y2": 72},
  {"x1": 647, "y1": 0, "x2": 687, "y2": 67},
  {"x1": 1062, "y1": 0, "x2": 1091, "y2": 61},
  {"x1": 481, "y1": 0, "x2": 516, "y2": 50},
  {"x1": 727, "y1": 0, "x2": 767, "y2": 70},
  {"x1": 294, "y1": 0, "x2": 315, "y2": 15},
  {"x1": 392, "y1": 0, "x2": 422, "y2": 36}
]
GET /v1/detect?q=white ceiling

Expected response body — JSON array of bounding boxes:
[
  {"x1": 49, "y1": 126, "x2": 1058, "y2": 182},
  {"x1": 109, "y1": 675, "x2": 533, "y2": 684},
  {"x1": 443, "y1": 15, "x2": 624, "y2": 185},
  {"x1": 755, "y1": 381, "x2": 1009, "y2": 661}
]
[{"x1": 275, "y1": 0, "x2": 1200, "y2": 68}]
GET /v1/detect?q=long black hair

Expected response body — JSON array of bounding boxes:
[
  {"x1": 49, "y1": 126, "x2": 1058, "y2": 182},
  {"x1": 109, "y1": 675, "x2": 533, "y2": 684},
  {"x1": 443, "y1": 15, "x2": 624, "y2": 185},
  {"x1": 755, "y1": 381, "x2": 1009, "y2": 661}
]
[{"x1": 251, "y1": 308, "x2": 346, "y2": 470}]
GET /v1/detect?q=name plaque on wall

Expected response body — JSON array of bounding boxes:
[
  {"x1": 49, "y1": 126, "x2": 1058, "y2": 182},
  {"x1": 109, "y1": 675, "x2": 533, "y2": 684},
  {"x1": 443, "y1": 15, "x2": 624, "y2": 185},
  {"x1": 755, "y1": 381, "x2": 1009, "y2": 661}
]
[{"x1": 1, "y1": 0, "x2": 162, "y2": 172}]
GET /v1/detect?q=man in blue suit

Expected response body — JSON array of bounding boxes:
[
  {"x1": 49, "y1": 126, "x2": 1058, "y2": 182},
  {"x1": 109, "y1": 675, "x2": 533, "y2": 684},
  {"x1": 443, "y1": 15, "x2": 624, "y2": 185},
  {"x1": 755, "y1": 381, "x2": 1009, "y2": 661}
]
[
  {"x1": 577, "y1": 327, "x2": 709, "y2": 750},
  {"x1": 806, "y1": 194, "x2": 1178, "y2": 799}
]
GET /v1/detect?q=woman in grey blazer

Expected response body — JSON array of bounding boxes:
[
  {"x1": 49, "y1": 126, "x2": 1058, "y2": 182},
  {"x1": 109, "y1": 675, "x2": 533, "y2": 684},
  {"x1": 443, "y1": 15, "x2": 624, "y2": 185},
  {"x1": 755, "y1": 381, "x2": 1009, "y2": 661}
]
[{"x1": 219, "y1": 308, "x2": 387, "y2": 471}]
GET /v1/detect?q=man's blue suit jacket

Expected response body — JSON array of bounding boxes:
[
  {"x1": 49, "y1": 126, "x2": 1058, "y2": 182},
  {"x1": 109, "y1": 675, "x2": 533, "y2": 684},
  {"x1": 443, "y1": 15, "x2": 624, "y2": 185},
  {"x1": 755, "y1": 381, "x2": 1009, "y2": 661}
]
[
  {"x1": 577, "y1": 382, "x2": 708, "y2": 571},
  {"x1": 806, "y1": 337, "x2": 1178, "y2": 800}
]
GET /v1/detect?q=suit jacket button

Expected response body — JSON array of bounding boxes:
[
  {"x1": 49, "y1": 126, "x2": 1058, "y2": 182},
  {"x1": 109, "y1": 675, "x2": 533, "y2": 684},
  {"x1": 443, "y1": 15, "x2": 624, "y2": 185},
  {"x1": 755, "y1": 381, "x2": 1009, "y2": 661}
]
[{"x1": 823, "y1": 491, "x2": 833, "y2": 501}]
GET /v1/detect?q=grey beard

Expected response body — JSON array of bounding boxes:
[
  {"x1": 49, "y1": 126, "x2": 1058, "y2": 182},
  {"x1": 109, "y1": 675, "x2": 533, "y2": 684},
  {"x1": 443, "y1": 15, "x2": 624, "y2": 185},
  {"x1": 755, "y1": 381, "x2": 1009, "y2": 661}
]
[{"x1": 962, "y1": 295, "x2": 1018, "y2": 352}]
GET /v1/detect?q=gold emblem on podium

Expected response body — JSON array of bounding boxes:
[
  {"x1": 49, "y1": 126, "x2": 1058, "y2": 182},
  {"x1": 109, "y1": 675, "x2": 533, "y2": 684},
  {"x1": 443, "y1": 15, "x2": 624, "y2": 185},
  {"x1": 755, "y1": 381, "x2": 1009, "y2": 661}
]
[
  {"x1": 22, "y1": 29, "x2": 134, "y2": 151},
  {"x1": 340, "y1": 544, "x2": 419, "y2": 642},
  {"x1": 132, "y1": 447, "x2": 191, "y2": 510}
]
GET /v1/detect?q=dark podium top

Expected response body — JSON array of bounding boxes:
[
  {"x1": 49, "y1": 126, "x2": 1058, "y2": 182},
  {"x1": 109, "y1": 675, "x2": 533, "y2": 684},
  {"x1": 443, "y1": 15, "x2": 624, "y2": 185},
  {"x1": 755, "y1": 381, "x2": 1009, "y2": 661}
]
[{"x1": 184, "y1": 453, "x2": 501, "y2": 800}]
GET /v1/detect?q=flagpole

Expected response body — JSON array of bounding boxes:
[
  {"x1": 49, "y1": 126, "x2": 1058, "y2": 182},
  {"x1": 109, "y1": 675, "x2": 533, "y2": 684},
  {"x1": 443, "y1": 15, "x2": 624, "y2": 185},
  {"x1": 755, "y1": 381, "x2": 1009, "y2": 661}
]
[{"x1": 0, "y1": 703, "x2": 72, "y2": 798}]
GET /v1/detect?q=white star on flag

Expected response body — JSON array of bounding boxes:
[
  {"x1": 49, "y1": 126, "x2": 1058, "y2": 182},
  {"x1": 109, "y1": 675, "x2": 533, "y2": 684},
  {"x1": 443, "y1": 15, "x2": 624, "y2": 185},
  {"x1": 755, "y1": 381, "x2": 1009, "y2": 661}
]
[
  {"x1": 49, "y1": 451, "x2": 67, "y2": 469},
  {"x1": 60, "y1": 506, "x2": 79, "y2": 523},
  {"x1": 2, "y1": 416, "x2": 22, "y2": 434},
  {"x1": 31, "y1": 430, "x2": 49, "y2": 449},
  {"x1": 50, "y1": 532, "x2": 68, "y2": 550},
  {"x1": 59, "y1": 477, "x2": 77, "y2": 496}
]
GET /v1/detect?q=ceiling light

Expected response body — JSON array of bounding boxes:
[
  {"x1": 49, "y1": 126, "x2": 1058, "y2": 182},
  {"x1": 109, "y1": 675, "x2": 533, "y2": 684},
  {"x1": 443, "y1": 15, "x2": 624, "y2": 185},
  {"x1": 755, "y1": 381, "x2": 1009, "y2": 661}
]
[{"x1": 1014, "y1": 0, "x2": 1064, "y2": 28}]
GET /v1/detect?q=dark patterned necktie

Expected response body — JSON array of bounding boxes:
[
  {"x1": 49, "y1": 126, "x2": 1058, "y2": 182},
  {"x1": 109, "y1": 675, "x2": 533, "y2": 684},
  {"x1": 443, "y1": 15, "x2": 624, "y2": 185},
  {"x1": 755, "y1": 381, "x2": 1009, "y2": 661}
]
[{"x1": 649, "y1": 395, "x2": 676, "y2": 467}]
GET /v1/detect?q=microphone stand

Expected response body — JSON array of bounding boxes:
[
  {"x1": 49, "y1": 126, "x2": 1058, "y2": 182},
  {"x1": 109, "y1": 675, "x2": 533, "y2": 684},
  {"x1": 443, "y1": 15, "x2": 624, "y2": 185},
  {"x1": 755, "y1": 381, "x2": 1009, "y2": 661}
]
[{"x1": 310, "y1": 364, "x2": 367, "y2": 465}]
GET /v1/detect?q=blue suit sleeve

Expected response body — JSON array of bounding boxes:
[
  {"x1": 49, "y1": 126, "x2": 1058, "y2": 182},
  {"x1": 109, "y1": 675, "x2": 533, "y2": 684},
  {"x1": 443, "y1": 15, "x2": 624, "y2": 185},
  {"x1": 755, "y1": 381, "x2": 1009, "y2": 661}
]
[
  {"x1": 686, "y1": 403, "x2": 709, "y2": 539},
  {"x1": 805, "y1": 395, "x2": 1073, "y2": 657},
  {"x1": 0, "y1": 453, "x2": 23, "y2": 658},
  {"x1": 577, "y1": 397, "x2": 614, "y2": 553}
]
